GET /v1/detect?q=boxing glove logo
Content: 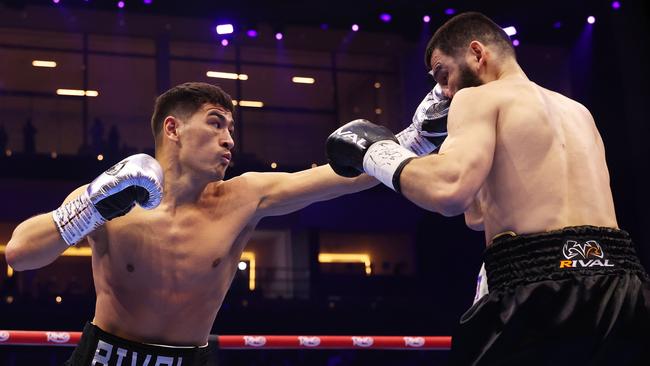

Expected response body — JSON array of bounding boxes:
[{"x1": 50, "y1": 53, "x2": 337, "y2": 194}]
[{"x1": 334, "y1": 128, "x2": 368, "y2": 149}]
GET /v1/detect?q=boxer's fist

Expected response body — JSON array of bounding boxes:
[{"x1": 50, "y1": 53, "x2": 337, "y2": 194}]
[
  {"x1": 326, "y1": 119, "x2": 398, "y2": 177},
  {"x1": 53, "y1": 154, "x2": 163, "y2": 245},
  {"x1": 397, "y1": 84, "x2": 450, "y2": 155},
  {"x1": 88, "y1": 153, "x2": 163, "y2": 219}
]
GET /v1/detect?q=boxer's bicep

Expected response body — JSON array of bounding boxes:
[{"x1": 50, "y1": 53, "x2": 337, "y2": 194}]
[
  {"x1": 400, "y1": 88, "x2": 496, "y2": 215},
  {"x1": 252, "y1": 166, "x2": 378, "y2": 218}
]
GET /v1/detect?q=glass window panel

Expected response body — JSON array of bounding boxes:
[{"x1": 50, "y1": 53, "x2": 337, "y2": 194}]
[
  {"x1": 241, "y1": 65, "x2": 334, "y2": 109},
  {"x1": 87, "y1": 55, "x2": 157, "y2": 152},
  {"x1": 0, "y1": 49, "x2": 83, "y2": 93},
  {"x1": 88, "y1": 34, "x2": 155, "y2": 56},
  {"x1": 0, "y1": 95, "x2": 83, "y2": 155},
  {"x1": 0, "y1": 28, "x2": 82, "y2": 50},
  {"x1": 239, "y1": 110, "x2": 335, "y2": 166}
]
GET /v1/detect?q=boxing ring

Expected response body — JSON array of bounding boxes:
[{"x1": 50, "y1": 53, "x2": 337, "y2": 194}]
[{"x1": 0, "y1": 330, "x2": 451, "y2": 350}]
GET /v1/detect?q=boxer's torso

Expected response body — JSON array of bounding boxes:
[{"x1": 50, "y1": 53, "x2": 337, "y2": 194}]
[
  {"x1": 88, "y1": 175, "x2": 261, "y2": 346},
  {"x1": 472, "y1": 78, "x2": 618, "y2": 242}
]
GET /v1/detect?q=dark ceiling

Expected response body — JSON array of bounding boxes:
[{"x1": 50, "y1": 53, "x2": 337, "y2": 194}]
[{"x1": 0, "y1": 0, "x2": 643, "y2": 46}]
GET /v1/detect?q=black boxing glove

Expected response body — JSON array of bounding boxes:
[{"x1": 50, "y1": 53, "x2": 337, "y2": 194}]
[{"x1": 326, "y1": 119, "x2": 416, "y2": 192}]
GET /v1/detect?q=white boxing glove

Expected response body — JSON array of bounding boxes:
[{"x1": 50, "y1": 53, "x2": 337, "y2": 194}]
[
  {"x1": 52, "y1": 153, "x2": 163, "y2": 246},
  {"x1": 396, "y1": 83, "x2": 450, "y2": 156}
]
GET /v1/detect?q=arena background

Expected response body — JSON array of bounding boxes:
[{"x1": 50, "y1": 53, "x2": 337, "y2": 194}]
[{"x1": 0, "y1": 0, "x2": 648, "y2": 364}]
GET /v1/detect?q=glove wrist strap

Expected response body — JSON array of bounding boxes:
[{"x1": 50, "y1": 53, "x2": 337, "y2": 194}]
[
  {"x1": 52, "y1": 190, "x2": 106, "y2": 246},
  {"x1": 396, "y1": 125, "x2": 437, "y2": 156},
  {"x1": 362, "y1": 140, "x2": 417, "y2": 192}
]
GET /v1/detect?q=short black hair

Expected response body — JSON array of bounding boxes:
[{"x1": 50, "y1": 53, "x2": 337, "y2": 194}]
[
  {"x1": 424, "y1": 12, "x2": 515, "y2": 70},
  {"x1": 151, "y1": 82, "x2": 234, "y2": 144}
]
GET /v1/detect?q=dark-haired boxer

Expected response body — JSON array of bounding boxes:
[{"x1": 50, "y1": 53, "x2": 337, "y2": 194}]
[
  {"x1": 5, "y1": 82, "x2": 387, "y2": 366},
  {"x1": 327, "y1": 11, "x2": 650, "y2": 365}
]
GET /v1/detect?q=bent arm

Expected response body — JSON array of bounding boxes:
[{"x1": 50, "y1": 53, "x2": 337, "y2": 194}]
[
  {"x1": 399, "y1": 88, "x2": 497, "y2": 216},
  {"x1": 464, "y1": 196, "x2": 485, "y2": 231},
  {"x1": 249, "y1": 165, "x2": 379, "y2": 218},
  {"x1": 5, "y1": 185, "x2": 87, "y2": 271}
]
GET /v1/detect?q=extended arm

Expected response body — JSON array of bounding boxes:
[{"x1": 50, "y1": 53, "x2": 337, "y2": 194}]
[{"x1": 247, "y1": 165, "x2": 379, "y2": 219}]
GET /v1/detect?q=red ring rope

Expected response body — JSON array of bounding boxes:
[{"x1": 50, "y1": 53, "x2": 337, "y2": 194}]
[{"x1": 0, "y1": 330, "x2": 451, "y2": 350}]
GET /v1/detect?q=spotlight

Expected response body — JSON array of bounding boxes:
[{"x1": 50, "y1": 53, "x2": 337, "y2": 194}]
[
  {"x1": 444, "y1": 8, "x2": 456, "y2": 15},
  {"x1": 143, "y1": 0, "x2": 152, "y2": 4},
  {"x1": 221, "y1": 39, "x2": 229, "y2": 46},
  {"x1": 503, "y1": 26, "x2": 517, "y2": 37},
  {"x1": 351, "y1": 24, "x2": 359, "y2": 32},
  {"x1": 611, "y1": 1, "x2": 621, "y2": 9},
  {"x1": 246, "y1": 29, "x2": 258, "y2": 38},
  {"x1": 587, "y1": 16, "x2": 596, "y2": 24},
  {"x1": 52, "y1": 0, "x2": 60, "y2": 3},
  {"x1": 553, "y1": 21, "x2": 562, "y2": 29},
  {"x1": 379, "y1": 13, "x2": 391, "y2": 23},
  {"x1": 512, "y1": 39, "x2": 520, "y2": 47},
  {"x1": 117, "y1": 1, "x2": 124, "y2": 9},
  {"x1": 275, "y1": 32, "x2": 283, "y2": 40},
  {"x1": 238, "y1": 261, "x2": 247, "y2": 270},
  {"x1": 423, "y1": 15, "x2": 431, "y2": 23},
  {"x1": 216, "y1": 24, "x2": 234, "y2": 35}
]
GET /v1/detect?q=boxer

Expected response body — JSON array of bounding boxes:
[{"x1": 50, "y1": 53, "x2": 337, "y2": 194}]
[
  {"x1": 327, "y1": 12, "x2": 650, "y2": 365},
  {"x1": 6, "y1": 82, "x2": 381, "y2": 365}
]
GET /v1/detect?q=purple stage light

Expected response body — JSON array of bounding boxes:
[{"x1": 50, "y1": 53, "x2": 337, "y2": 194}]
[
  {"x1": 512, "y1": 39, "x2": 520, "y2": 47},
  {"x1": 379, "y1": 13, "x2": 391, "y2": 23},
  {"x1": 351, "y1": 24, "x2": 359, "y2": 32},
  {"x1": 143, "y1": 0, "x2": 152, "y2": 4},
  {"x1": 587, "y1": 16, "x2": 596, "y2": 24},
  {"x1": 445, "y1": 8, "x2": 456, "y2": 15},
  {"x1": 320, "y1": 23, "x2": 329, "y2": 30},
  {"x1": 553, "y1": 21, "x2": 562, "y2": 29},
  {"x1": 117, "y1": 1, "x2": 124, "y2": 8},
  {"x1": 53, "y1": 0, "x2": 60, "y2": 4},
  {"x1": 275, "y1": 32, "x2": 283, "y2": 40},
  {"x1": 221, "y1": 39, "x2": 229, "y2": 47},
  {"x1": 423, "y1": 15, "x2": 431, "y2": 23},
  {"x1": 611, "y1": 1, "x2": 621, "y2": 9},
  {"x1": 246, "y1": 29, "x2": 258, "y2": 38}
]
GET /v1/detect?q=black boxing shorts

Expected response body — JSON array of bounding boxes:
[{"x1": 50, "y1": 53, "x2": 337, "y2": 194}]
[
  {"x1": 450, "y1": 226, "x2": 650, "y2": 366},
  {"x1": 64, "y1": 322, "x2": 216, "y2": 366}
]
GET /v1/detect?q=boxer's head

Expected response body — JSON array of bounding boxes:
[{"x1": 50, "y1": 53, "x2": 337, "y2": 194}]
[
  {"x1": 424, "y1": 12, "x2": 516, "y2": 97},
  {"x1": 152, "y1": 82, "x2": 235, "y2": 181}
]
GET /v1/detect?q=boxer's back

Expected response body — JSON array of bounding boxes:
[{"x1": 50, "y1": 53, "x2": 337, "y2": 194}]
[
  {"x1": 478, "y1": 78, "x2": 618, "y2": 241},
  {"x1": 89, "y1": 177, "x2": 260, "y2": 346}
]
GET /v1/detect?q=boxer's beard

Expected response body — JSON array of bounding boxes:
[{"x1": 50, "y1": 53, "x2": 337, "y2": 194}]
[{"x1": 456, "y1": 61, "x2": 483, "y2": 90}]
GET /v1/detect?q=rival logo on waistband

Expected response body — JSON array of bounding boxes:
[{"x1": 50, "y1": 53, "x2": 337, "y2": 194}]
[
  {"x1": 93, "y1": 340, "x2": 183, "y2": 366},
  {"x1": 560, "y1": 240, "x2": 615, "y2": 268}
]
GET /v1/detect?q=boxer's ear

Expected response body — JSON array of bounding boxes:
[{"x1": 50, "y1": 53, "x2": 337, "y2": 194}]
[{"x1": 163, "y1": 116, "x2": 181, "y2": 142}]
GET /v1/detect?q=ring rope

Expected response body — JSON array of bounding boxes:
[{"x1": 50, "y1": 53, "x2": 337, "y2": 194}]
[{"x1": 0, "y1": 330, "x2": 451, "y2": 350}]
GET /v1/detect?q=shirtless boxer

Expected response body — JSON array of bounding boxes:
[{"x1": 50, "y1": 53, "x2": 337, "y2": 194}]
[
  {"x1": 4, "y1": 82, "x2": 385, "y2": 366},
  {"x1": 327, "y1": 12, "x2": 650, "y2": 365}
]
